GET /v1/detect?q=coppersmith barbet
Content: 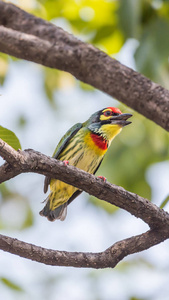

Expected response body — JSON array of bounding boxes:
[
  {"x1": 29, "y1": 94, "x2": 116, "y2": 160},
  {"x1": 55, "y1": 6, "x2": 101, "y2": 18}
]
[{"x1": 40, "y1": 107, "x2": 132, "y2": 221}]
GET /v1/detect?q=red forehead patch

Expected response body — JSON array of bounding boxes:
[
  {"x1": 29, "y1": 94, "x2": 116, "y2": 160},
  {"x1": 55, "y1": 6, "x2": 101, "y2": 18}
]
[{"x1": 108, "y1": 107, "x2": 122, "y2": 114}]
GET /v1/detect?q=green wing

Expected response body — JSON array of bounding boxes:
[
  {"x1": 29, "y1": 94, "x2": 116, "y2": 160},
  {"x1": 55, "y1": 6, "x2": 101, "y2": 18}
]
[
  {"x1": 44, "y1": 123, "x2": 83, "y2": 193},
  {"x1": 52, "y1": 123, "x2": 82, "y2": 159}
]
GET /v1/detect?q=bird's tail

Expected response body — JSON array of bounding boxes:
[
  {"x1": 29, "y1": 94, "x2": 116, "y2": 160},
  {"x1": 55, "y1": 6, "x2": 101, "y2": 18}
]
[{"x1": 39, "y1": 200, "x2": 67, "y2": 221}]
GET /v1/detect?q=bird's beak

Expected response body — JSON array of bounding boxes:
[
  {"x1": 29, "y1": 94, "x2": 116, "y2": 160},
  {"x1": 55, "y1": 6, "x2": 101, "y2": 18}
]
[{"x1": 109, "y1": 113, "x2": 132, "y2": 127}]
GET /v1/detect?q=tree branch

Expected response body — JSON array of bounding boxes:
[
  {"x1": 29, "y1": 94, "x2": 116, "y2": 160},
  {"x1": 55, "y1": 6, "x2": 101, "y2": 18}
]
[
  {"x1": 0, "y1": 139, "x2": 169, "y2": 230},
  {"x1": 0, "y1": 228, "x2": 168, "y2": 269},
  {"x1": 0, "y1": 138, "x2": 23, "y2": 164},
  {"x1": 0, "y1": 1, "x2": 169, "y2": 131}
]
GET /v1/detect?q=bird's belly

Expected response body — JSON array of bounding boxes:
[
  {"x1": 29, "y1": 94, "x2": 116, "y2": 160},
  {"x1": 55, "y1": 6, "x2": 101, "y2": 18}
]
[
  {"x1": 71, "y1": 148, "x2": 102, "y2": 173},
  {"x1": 50, "y1": 146, "x2": 104, "y2": 209}
]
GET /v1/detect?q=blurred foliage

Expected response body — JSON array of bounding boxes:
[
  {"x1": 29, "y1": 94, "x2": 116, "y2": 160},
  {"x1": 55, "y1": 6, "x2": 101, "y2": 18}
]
[
  {"x1": 0, "y1": 183, "x2": 34, "y2": 230},
  {"x1": 43, "y1": 68, "x2": 76, "y2": 107},
  {"x1": 117, "y1": 257, "x2": 155, "y2": 271},
  {"x1": 160, "y1": 194, "x2": 169, "y2": 209},
  {"x1": 130, "y1": 298, "x2": 146, "y2": 300},
  {"x1": 33, "y1": 0, "x2": 169, "y2": 88},
  {"x1": 88, "y1": 257, "x2": 154, "y2": 299},
  {"x1": 0, "y1": 126, "x2": 21, "y2": 150},
  {"x1": 90, "y1": 194, "x2": 119, "y2": 214},
  {"x1": 0, "y1": 277, "x2": 23, "y2": 292},
  {"x1": 17, "y1": 115, "x2": 27, "y2": 128},
  {"x1": 0, "y1": 53, "x2": 9, "y2": 85},
  {"x1": 0, "y1": 125, "x2": 33, "y2": 230}
]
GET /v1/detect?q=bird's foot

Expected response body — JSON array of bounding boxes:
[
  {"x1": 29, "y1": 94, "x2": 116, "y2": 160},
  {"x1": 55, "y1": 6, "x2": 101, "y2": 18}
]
[
  {"x1": 63, "y1": 160, "x2": 69, "y2": 166},
  {"x1": 98, "y1": 176, "x2": 106, "y2": 182}
]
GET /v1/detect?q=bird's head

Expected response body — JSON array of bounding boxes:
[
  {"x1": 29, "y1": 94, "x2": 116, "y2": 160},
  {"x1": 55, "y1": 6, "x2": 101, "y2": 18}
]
[{"x1": 86, "y1": 107, "x2": 132, "y2": 142}]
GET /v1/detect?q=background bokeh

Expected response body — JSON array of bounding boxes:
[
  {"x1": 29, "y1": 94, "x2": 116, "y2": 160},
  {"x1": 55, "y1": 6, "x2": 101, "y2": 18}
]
[{"x1": 0, "y1": 0, "x2": 169, "y2": 299}]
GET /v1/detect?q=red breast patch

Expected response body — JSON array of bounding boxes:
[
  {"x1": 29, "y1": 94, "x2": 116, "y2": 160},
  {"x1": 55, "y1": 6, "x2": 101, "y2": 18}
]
[{"x1": 90, "y1": 133, "x2": 108, "y2": 150}]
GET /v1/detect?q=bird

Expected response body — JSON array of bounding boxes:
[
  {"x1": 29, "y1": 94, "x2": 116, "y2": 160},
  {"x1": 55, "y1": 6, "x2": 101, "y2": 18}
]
[{"x1": 40, "y1": 107, "x2": 132, "y2": 221}]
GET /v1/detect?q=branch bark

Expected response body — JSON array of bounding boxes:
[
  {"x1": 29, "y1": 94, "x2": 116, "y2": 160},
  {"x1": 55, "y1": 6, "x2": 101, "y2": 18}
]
[
  {"x1": 0, "y1": 1, "x2": 169, "y2": 131},
  {"x1": 0, "y1": 228, "x2": 168, "y2": 269}
]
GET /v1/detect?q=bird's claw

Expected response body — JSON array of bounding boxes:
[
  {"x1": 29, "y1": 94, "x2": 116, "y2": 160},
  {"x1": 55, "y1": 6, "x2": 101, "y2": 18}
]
[
  {"x1": 98, "y1": 176, "x2": 106, "y2": 182},
  {"x1": 63, "y1": 160, "x2": 69, "y2": 166}
]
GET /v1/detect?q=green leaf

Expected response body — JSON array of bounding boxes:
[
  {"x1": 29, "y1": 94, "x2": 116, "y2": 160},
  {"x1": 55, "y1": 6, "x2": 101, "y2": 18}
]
[
  {"x1": 1, "y1": 277, "x2": 23, "y2": 292},
  {"x1": 0, "y1": 126, "x2": 21, "y2": 150},
  {"x1": 160, "y1": 195, "x2": 169, "y2": 209}
]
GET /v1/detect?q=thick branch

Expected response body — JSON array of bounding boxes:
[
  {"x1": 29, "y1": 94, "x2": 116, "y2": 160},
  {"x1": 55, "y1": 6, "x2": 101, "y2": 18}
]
[
  {"x1": 0, "y1": 228, "x2": 168, "y2": 269},
  {"x1": 0, "y1": 139, "x2": 169, "y2": 230},
  {"x1": 0, "y1": 2, "x2": 169, "y2": 131}
]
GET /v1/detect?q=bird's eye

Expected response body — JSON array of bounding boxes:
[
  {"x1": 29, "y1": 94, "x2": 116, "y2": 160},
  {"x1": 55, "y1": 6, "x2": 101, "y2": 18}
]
[{"x1": 103, "y1": 111, "x2": 112, "y2": 117}]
